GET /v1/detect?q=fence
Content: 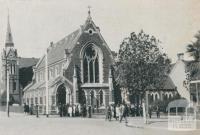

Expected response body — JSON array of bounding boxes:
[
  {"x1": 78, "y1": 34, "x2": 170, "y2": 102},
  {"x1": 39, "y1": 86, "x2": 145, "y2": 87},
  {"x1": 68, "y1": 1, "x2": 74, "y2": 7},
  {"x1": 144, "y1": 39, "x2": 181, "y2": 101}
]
[{"x1": 168, "y1": 115, "x2": 196, "y2": 131}]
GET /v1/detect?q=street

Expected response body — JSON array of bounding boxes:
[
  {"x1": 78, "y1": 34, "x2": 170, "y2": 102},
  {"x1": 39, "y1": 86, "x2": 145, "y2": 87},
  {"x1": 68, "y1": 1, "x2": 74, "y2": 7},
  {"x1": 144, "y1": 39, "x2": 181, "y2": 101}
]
[{"x1": 0, "y1": 113, "x2": 200, "y2": 135}]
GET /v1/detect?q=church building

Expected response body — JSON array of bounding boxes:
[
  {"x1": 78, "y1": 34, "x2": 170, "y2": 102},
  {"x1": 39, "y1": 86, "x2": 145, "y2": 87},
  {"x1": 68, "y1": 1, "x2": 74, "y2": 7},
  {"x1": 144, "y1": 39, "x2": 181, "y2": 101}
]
[
  {"x1": 0, "y1": 16, "x2": 20, "y2": 105},
  {"x1": 23, "y1": 10, "x2": 115, "y2": 114},
  {"x1": 0, "y1": 16, "x2": 38, "y2": 106}
]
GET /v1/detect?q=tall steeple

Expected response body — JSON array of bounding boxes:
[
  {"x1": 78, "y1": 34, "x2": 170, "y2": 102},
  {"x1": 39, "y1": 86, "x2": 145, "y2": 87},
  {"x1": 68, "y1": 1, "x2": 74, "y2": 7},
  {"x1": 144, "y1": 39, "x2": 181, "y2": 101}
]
[{"x1": 5, "y1": 14, "x2": 14, "y2": 47}]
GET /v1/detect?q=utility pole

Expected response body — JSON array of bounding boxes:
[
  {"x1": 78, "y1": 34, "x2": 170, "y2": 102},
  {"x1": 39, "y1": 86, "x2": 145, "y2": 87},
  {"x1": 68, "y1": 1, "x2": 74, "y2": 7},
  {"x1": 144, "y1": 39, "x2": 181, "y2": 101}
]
[
  {"x1": 3, "y1": 53, "x2": 10, "y2": 117},
  {"x1": 6, "y1": 58, "x2": 10, "y2": 117},
  {"x1": 45, "y1": 48, "x2": 49, "y2": 117}
]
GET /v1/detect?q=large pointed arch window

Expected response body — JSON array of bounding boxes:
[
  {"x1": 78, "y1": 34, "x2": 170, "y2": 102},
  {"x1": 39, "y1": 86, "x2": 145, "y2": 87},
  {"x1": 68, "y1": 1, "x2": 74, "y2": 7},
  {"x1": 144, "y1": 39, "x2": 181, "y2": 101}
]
[{"x1": 83, "y1": 45, "x2": 100, "y2": 83}]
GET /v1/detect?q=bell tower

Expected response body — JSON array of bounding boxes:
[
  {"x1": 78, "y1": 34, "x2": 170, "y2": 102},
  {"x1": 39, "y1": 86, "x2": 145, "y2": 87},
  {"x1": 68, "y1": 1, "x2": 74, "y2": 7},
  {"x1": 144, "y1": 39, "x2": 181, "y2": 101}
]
[{"x1": 0, "y1": 14, "x2": 20, "y2": 105}]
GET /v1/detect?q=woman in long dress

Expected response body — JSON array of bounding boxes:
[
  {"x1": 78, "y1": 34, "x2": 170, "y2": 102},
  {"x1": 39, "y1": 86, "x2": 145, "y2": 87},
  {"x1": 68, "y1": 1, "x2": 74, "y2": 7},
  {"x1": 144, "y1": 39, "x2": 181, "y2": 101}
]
[{"x1": 115, "y1": 104, "x2": 120, "y2": 120}]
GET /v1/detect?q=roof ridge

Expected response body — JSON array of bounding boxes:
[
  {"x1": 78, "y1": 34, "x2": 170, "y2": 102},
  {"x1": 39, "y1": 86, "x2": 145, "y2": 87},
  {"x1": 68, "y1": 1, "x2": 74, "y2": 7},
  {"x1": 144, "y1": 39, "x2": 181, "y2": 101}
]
[{"x1": 54, "y1": 29, "x2": 80, "y2": 48}]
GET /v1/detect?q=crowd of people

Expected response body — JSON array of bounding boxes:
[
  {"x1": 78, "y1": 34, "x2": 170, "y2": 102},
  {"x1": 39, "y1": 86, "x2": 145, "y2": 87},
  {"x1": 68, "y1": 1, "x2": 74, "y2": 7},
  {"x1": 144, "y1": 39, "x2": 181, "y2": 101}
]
[
  {"x1": 105, "y1": 104, "x2": 129, "y2": 124},
  {"x1": 23, "y1": 103, "x2": 161, "y2": 120}
]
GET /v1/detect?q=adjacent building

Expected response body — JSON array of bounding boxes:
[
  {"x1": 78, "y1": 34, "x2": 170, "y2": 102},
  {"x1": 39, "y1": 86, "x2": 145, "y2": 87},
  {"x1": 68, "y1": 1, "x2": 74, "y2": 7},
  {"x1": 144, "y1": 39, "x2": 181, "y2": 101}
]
[{"x1": 0, "y1": 16, "x2": 38, "y2": 106}]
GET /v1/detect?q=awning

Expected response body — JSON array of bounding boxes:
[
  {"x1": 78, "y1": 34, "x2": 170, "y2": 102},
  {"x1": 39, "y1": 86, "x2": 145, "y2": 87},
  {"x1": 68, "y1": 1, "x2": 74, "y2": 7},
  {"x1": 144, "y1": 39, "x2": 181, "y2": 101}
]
[{"x1": 167, "y1": 99, "x2": 189, "y2": 110}]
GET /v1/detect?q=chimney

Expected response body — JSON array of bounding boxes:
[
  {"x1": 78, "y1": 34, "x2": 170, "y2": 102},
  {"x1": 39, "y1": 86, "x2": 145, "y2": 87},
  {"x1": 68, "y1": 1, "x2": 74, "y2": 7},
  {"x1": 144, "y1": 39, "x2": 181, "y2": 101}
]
[
  {"x1": 50, "y1": 41, "x2": 54, "y2": 47},
  {"x1": 64, "y1": 49, "x2": 70, "y2": 59},
  {"x1": 177, "y1": 53, "x2": 184, "y2": 60}
]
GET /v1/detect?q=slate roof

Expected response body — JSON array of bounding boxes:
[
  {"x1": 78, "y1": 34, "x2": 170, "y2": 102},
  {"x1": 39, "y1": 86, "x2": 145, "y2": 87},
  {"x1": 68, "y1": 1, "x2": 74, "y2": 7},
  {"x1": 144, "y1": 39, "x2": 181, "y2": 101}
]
[
  {"x1": 162, "y1": 76, "x2": 176, "y2": 90},
  {"x1": 37, "y1": 29, "x2": 81, "y2": 69},
  {"x1": 147, "y1": 76, "x2": 176, "y2": 90},
  {"x1": 18, "y1": 57, "x2": 39, "y2": 68}
]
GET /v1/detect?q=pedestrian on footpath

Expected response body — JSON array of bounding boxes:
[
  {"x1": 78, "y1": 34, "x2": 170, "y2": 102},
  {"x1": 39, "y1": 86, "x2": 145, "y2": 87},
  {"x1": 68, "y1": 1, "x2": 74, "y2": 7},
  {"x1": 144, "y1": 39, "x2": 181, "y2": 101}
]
[
  {"x1": 30, "y1": 104, "x2": 33, "y2": 115},
  {"x1": 156, "y1": 106, "x2": 160, "y2": 118},
  {"x1": 149, "y1": 106, "x2": 152, "y2": 119},
  {"x1": 59, "y1": 103, "x2": 63, "y2": 117},
  {"x1": 120, "y1": 104, "x2": 128, "y2": 125},
  {"x1": 88, "y1": 105, "x2": 92, "y2": 118},
  {"x1": 119, "y1": 104, "x2": 124, "y2": 122},
  {"x1": 107, "y1": 105, "x2": 112, "y2": 121},
  {"x1": 68, "y1": 105, "x2": 73, "y2": 117},
  {"x1": 115, "y1": 104, "x2": 120, "y2": 120},
  {"x1": 105, "y1": 106, "x2": 108, "y2": 121},
  {"x1": 113, "y1": 105, "x2": 116, "y2": 119}
]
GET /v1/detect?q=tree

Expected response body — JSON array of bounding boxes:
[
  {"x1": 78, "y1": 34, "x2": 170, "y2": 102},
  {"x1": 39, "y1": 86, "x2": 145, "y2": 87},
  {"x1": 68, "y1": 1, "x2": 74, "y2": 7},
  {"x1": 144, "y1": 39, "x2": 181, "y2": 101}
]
[
  {"x1": 116, "y1": 30, "x2": 171, "y2": 104},
  {"x1": 111, "y1": 66, "x2": 122, "y2": 105},
  {"x1": 187, "y1": 31, "x2": 200, "y2": 61}
]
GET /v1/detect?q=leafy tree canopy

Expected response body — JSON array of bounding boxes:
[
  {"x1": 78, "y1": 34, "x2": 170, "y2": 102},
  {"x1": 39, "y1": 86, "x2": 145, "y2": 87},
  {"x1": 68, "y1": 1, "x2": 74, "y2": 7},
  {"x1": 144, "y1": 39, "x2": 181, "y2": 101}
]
[
  {"x1": 116, "y1": 30, "x2": 171, "y2": 95},
  {"x1": 187, "y1": 31, "x2": 200, "y2": 61}
]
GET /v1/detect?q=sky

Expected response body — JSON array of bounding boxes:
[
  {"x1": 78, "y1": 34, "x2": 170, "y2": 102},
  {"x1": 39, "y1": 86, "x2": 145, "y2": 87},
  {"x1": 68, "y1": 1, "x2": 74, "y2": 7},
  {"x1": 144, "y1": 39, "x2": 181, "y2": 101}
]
[{"x1": 0, "y1": 0, "x2": 200, "y2": 62}]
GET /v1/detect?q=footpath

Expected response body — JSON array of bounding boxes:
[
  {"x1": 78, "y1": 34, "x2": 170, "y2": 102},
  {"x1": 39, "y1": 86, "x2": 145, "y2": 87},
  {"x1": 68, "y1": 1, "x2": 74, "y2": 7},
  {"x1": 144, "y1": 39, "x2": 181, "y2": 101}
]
[{"x1": 1, "y1": 111, "x2": 200, "y2": 131}]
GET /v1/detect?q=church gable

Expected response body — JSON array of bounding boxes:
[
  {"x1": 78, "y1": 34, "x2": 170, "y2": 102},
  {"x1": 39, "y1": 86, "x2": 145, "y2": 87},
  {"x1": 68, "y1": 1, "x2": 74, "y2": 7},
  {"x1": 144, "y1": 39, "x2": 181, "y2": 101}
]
[
  {"x1": 64, "y1": 19, "x2": 114, "y2": 83},
  {"x1": 3, "y1": 48, "x2": 17, "y2": 60}
]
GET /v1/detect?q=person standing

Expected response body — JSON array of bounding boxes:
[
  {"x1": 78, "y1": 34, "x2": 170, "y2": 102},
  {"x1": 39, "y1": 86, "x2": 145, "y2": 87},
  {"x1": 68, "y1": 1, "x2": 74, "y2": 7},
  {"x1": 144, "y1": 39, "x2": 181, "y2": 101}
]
[
  {"x1": 107, "y1": 105, "x2": 112, "y2": 121},
  {"x1": 123, "y1": 104, "x2": 128, "y2": 124},
  {"x1": 68, "y1": 105, "x2": 73, "y2": 117},
  {"x1": 149, "y1": 106, "x2": 152, "y2": 119},
  {"x1": 119, "y1": 104, "x2": 124, "y2": 122},
  {"x1": 113, "y1": 105, "x2": 116, "y2": 119},
  {"x1": 140, "y1": 105, "x2": 143, "y2": 117},
  {"x1": 156, "y1": 106, "x2": 160, "y2": 118},
  {"x1": 24, "y1": 103, "x2": 27, "y2": 115},
  {"x1": 58, "y1": 103, "x2": 62, "y2": 117},
  {"x1": 30, "y1": 104, "x2": 33, "y2": 115},
  {"x1": 115, "y1": 104, "x2": 120, "y2": 120},
  {"x1": 120, "y1": 104, "x2": 128, "y2": 124},
  {"x1": 88, "y1": 105, "x2": 92, "y2": 118},
  {"x1": 82, "y1": 104, "x2": 87, "y2": 117}
]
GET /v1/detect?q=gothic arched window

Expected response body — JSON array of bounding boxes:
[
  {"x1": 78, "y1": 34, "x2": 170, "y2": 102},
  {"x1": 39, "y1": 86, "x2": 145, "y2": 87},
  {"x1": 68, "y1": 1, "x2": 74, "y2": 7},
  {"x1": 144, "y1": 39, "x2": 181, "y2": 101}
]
[{"x1": 83, "y1": 45, "x2": 100, "y2": 83}]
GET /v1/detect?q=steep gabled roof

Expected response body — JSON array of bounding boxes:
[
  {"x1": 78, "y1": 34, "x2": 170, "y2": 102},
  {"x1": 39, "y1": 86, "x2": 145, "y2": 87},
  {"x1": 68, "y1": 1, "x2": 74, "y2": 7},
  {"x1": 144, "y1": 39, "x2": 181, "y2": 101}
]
[
  {"x1": 162, "y1": 76, "x2": 176, "y2": 90},
  {"x1": 36, "y1": 29, "x2": 81, "y2": 69},
  {"x1": 18, "y1": 57, "x2": 39, "y2": 68},
  {"x1": 147, "y1": 76, "x2": 176, "y2": 90}
]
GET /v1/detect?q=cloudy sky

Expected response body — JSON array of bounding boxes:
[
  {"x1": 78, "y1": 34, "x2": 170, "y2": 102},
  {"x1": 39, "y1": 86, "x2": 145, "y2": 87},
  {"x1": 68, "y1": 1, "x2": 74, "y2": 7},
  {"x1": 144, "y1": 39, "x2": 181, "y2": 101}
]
[{"x1": 0, "y1": 0, "x2": 200, "y2": 62}]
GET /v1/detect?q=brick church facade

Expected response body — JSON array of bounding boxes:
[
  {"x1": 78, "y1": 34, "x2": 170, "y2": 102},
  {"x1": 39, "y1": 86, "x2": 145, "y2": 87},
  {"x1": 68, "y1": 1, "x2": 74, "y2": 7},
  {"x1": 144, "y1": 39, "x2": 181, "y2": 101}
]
[{"x1": 23, "y1": 11, "x2": 115, "y2": 114}]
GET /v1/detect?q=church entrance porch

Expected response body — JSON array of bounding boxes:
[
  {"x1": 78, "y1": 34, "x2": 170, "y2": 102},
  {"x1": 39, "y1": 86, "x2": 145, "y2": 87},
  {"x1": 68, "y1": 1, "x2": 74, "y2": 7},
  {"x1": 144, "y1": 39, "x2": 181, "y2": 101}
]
[
  {"x1": 56, "y1": 84, "x2": 67, "y2": 105},
  {"x1": 82, "y1": 87, "x2": 110, "y2": 114}
]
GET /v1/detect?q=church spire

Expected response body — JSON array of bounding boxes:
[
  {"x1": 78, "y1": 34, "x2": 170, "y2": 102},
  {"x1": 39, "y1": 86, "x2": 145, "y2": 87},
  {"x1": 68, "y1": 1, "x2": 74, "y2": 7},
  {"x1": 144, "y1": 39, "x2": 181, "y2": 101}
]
[{"x1": 5, "y1": 13, "x2": 14, "y2": 47}]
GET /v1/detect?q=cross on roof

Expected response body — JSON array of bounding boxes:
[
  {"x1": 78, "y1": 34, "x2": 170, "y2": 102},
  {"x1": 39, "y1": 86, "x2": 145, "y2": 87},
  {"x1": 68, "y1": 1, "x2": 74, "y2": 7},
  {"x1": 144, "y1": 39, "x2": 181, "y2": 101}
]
[{"x1": 88, "y1": 6, "x2": 91, "y2": 15}]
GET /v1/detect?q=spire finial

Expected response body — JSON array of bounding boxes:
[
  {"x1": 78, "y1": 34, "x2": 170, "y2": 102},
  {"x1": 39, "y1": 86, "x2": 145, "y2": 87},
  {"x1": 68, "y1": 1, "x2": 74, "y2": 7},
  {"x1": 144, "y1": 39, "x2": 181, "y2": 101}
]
[
  {"x1": 87, "y1": 5, "x2": 92, "y2": 20},
  {"x1": 5, "y1": 8, "x2": 14, "y2": 47}
]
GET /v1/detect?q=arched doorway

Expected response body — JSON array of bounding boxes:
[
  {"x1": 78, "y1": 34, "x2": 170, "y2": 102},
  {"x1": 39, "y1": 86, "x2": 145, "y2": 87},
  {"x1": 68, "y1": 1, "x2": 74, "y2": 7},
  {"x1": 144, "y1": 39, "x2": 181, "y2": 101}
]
[{"x1": 56, "y1": 84, "x2": 66, "y2": 105}]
